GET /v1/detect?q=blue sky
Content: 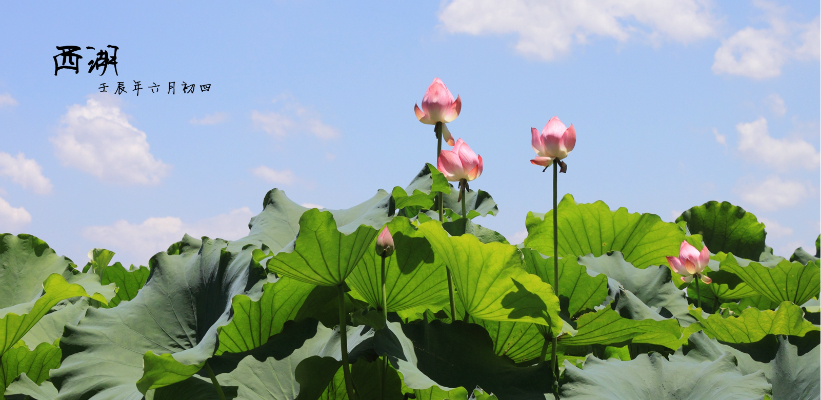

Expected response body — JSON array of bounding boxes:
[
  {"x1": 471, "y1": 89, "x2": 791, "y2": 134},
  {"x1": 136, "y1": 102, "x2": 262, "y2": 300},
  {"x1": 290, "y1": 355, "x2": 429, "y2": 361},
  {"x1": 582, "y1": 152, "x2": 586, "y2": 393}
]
[{"x1": 1, "y1": 1, "x2": 818, "y2": 267}]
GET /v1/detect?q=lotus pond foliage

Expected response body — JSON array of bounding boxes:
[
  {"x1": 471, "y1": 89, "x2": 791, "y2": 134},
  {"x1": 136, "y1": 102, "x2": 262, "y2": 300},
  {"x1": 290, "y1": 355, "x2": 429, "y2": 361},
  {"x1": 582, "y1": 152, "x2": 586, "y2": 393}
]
[{"x1": 0, "y1": 78, "x2": 817, "y2": 399}]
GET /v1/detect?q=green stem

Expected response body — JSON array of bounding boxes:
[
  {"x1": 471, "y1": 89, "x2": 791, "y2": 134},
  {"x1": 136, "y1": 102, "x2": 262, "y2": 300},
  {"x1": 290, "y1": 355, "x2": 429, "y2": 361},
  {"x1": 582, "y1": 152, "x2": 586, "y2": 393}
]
[
  {"x1": 695, "y1": 277, "x2": 702, "y2": 310},
  {"x1": 551, "y1": 161, "x2": 559, "y2": 400},
  {"x1": 460, "y1": 180, "x2": 467, "y2": 218},
  {"x1": 539, "y1": 330, "x2": 550, "y2": 364},
  {"x1": 381, "y1": 254, "x2": 387, "y2": 399},
  {"x1": 436, "y1": 121, "x2": 457, "y2": 322},
  {"x1": 338, "y1": 284, "x2": 356, "y2": 400},
  {"x1": 204, "y1": 361, "x2": 226, "y2": 400}
]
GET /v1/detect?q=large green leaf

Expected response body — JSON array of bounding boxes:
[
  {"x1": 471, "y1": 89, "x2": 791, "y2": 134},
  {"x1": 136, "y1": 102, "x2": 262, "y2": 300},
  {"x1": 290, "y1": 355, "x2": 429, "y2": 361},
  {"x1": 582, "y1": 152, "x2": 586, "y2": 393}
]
[
  {"x1": 521, "y1": 250, "x2": 608, "y2": 319},
  {"x1": 5, "y1": 373, "x2": 58, "y2": 400},
  {"x1": 692, "y1": 302, "x2": 818, "y2": 343},
  {"x1": 468, "y1": 319, "x2": 544, "y2": 363},
  {"x1": 1, "y1": 341, "x2": 60, "y2": 396},
  {"x1": 100, "y1": 264, "x2": 150, "y2": 308},
  {"x1": 561, "y1": 352, "x2": 771, "y2": 399},
  {"x1": 718, "y1": 255, "x2": 820, "y2": 306},
  {"x1": 81, "y1": 248, "x2": 116, "y2": 276},
  {"x1": 524, "y1": 194, "x2": 686, "y2": 269},
  {"x1": 441, "y1": 188, "x2": 498, "y2": 219},
  {"x1": 264, "y1": 209, "x2": 378, "y2": 286},
  {"x1": 392, "y1": 163, "x2": 450, "y2": 216},
  {"x1": 228, "y1": 188, "x2": 393, "y2": 255},
  {"x1": 417, "y1": 221, "x2": 562, "y2": 331},
  {"x1": 1, "y1": 274, "x2": 94, "y2": 357},
  {"x1": 0, "y1": 234, "x2": 77, "y2": 310},
  {"x1": 672, "y1": 332, "x2": 820, "y2": 400},
  {"x1": 377, "y1": 320, "x2": 553, "y2": 398},
  {"x1": 577, "y1": 252, "x2": 694, "y2": 324},
  {"x1": 559, "y1": 306, "x2": 683, "y2": 349},
  {"x1": 346, "y1": 217, "x2": 449, "y2": 312},
  {"x1": 216, "y1": 277, "x2": 317, "y2": 355},
  {"x1": 318, "y1": 359, "x2": 408, "y2": 400},
  {"x1": 676, "y1": 201, "x2": 766, "y2": 261},
  {"x1": 51, "y1": 236, "x2": 261, "y2": 399},
  {"x1": 21, "y1": 299, "x2": 90, "y2": 348}
]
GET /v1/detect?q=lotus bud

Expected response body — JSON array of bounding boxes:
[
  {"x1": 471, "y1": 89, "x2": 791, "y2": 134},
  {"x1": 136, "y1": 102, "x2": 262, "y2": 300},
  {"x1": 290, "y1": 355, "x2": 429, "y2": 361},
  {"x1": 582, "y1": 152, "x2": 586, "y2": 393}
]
[
  {"x1": 414, "y1": 78, "x2": 461, "y2": 146},
  {"x1": 437, "y1": 138, "x2": 483, "y2": 183},
  {"x1": 531, "y1": 116, "x2": 576, "y2": 172},
  {"x1": 375, "y1": 226, "x2": 394, "y2": 257},
  {"x1": 666, "y1": 241, "x2": 712, "y2": 284}
]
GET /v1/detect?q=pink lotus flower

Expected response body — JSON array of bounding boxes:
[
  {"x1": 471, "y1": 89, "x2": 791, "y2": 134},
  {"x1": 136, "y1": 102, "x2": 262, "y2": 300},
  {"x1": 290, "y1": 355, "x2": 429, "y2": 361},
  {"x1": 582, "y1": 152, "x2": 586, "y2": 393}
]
[
  {"x1": 531, "y1": 116, "x2": 576, "y2": 171},
  {"x1": 437, "y1": 138, "x2": 483, "y2": 183},
  {"x1": 375, "y1": 226, "x2": 394, "y2": 257},
  {"x1": 414, "y1": 78, "x2": 461, "y2": 146},
  {"x1": 666, "y1": 241, "x2": 712, "y2": 284}
]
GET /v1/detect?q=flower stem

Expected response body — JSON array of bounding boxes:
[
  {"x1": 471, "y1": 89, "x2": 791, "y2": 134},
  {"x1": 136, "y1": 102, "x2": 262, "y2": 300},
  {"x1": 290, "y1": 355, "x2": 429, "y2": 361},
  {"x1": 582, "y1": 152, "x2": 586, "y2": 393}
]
[
  {"x1": 551, "y1": 161, "x2": 560, "y2": 400},
  {"x1": 381, "y1": 254, "x2": 387, "y2": 399},
  {"x1": 695, "y1": 277, "x2": 702, "y2": 310},
  {"x1": 539, "y1": 330, "x2": 550, "y2": 364},
  {"x1": 204, "y1": 361, "x2": 226, "y2": 400},
  {"x1": 435, "y1": 121, "x2": 457, "y2": 322},
  {"x1": 460, "y1": 180, "x2": 467, "y2": 218},
  {"x1": 337, "y1": 284, "x2": 356, "y2": 400}
]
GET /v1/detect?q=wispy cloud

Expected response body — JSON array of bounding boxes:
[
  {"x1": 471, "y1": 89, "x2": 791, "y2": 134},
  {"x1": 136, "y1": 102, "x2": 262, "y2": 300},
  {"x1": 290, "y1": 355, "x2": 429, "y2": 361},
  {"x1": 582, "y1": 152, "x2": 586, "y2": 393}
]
[
  {"x1": 712, "y1": 128, "x2": 726, "y2": 146},
  {"x1": 712, "y1": 3, "x2": 819, "y2": 79},
  {"x1": 0, "y1": 93, "x2": 18, "y2": 107},
  {"x1": 51, "y1": 93, "x2": 170, "y2": 185},
  {"x1": 252, "y1": 166, "x2": 296, "y2": 185},
  {"x1": 82, "y1": 207, "x2": 254, "y2": 267},
  {"x1": 765, "y1": 94, "x2": 786, "y2": 117},
  {"x1": 735, "y1": 175, "x2": 811, "y2": 211},
  {"x1": 439, "y1": 0, "x2": 718, "y2": 61},
  {"x1": 0, "y1": 152, "x2": 52, "y2": 194},
  {"x1": 736, "y1": 117, "x2": 820, "y2": 171},
  {"x1": 252, "y1": 95, "x2": 339, "y2": 139},
  {"x1": 190, "y1": 112, "x2": 229, "y2": 125},
  {"x1": 0, "y1": 195, "x2": 31, "y2": 232}
]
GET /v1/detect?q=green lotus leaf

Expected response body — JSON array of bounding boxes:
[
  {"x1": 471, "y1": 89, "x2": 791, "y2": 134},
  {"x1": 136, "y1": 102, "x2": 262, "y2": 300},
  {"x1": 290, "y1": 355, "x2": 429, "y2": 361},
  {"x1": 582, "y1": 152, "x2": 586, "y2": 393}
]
[
  {"x1": 319, "y1": 358, "x2": 408, "y2": 400},
  {"x1": 377, "y1": 320, "x2": 553, "y2": 397},
  {"x1": 228, "y1": 188, "x2": 393, "y2": 255},
  {"x1": 560, "y1": 306, "x2": 683, "y2": 349},
  {"x1": 216, "y1": 277, "x2": 317, "y2": 355},
  {"x1": 561, "y1": 352, "x2": 771, "y2": 399},
  {"x1": 718, "y1": 255, "x2": 819, "y2": 306},
  {"x1": 577, "y1": 252, "x2": 694, "y2": 324},
  {"x1": 0, "y1": 234, "x2": 78, "y2": 310},
  {"x1": 673, "y1": 331, "x2": 820, "y2": 400},
  {"x1": 265, "y1": 209, "x2": 379, "y2": 287},
  {"x1": 441, "y1": 188, "x2": 498, "y2": 219},
  {"x1": 51, "y1": 237, "x2": 260, "y2": 399},
  {"x1": 136, "y1": 353, "x2": 205, "y2": 393},
  {"x1": 81, "y1": 248, "x2": 116, "y2": 276},
  {"x1": 524, "y1": 194, "x2": 686, "y2": 269},
  {"x1": 4, "y1": 373, "x2": 58, "y2": 400},
  {"x1": 522, "y1": 251, "x2": 608, "y2": 319},
  {"x1": 441, "y1": 217, "x2": 508, "y2": 244},
  {"x1": 391, "y1": 186, "x2": 434, "y2": 211},
  {"x1": 100, "y1": 263, "x2": 150, "y2": 308},
  {"x1": 346, "y1": 217, "x2": 449, "y2": 312},
  {"x1": 1, "y1": 274, "x2": 94, "y2": 357},
  {"x1": 691, "y1": 302, "x2": 819, "y2": 343},
  {"x1": 145, "y1": 376, "x2": 237, "y2": 400},
  {"x1": 791, "y1": 246, "x2": 819, "y2": 266},
  {"x1": 1, "y1": 341, "x2": 60, "y2": 397},
  {"x1": 412, "y1": 386, "x2": 469, "y2": 400},
  {"x1": 417, "y1": 221, "x2": 562, "y2": 331},
  {"x1": 676, "y1": 201, "x2": 766, "y2": 261},
  {"x1": 21, "y1": 298, "x2": 89, "y2": 349},
  {"x1": 468, "y1": 319, "x2": 544, "y2": 363}
]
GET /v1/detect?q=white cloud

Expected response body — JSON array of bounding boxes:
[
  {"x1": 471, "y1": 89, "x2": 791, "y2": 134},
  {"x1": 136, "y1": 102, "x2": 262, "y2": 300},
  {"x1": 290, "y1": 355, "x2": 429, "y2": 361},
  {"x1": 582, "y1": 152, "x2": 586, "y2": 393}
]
[
  {"x1": 438, "y1": 0, "x2": 718, "y2": 61},
  {"x1": 252, "y1": 96, "x2": 339, "y2": 139},
  {"x1": 252, "y1": 166, "x2": 296, "y2": 185},
  {"x1": 735, "y1": 175, "x2": 811, "y2": 211},
  {"x1": 82, "y1": 207, "x2": 254, "y2": 267},
  {"x1": 712, "y1": 5, "x2": 819, "y2": 79},
  {"x1": 510, "y1": 229, "x2": 528, "y2": 245},
  {"x1": 300, "y1": 203, "x2": 325, "y2": 209},
  {"x1": 757, "y1": 217, "x2": 793, "y2": 238},
  {"x1": 712, "y1": 128, "x2": 726, "y2": 146},
  {"x1": 736, "y1": 117, "x2": 820, "y2": 171},
  {"x1": 50, "y1": 94, "x2": 170, "y2": 185},
  {"x1": 190, "y1": 112, "x2": 228, "y2": 125},
  {"x1": 0, "y1": 93, "x2": 18, "y2": 107},
  {"x1": 671, "y1": 210, "x2": 682, "y2": 222},
  {"x1": 0, "y1": 152, "x2": 52, "y2": 194},
  {"x1": 0, "y1": 196, "x2": 31, "y2": 232},
  {"x1": 765, "y1": 94, "x2": 786, "y2": 117}
]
